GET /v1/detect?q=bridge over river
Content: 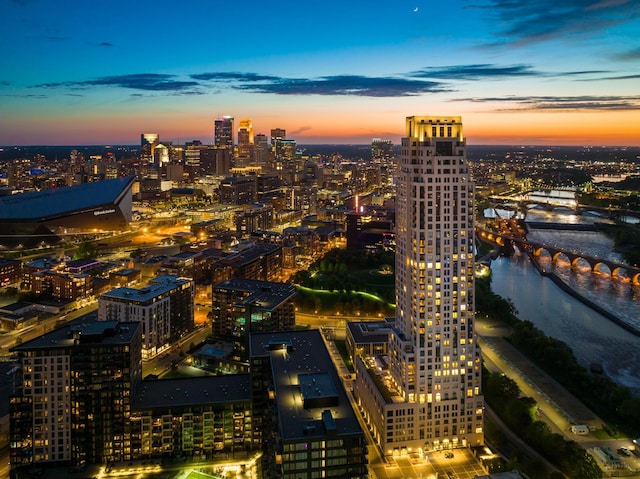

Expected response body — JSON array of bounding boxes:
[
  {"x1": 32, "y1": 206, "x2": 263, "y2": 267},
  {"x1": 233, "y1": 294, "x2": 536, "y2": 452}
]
[{"x1": 476, "y1": 226, "x2": 640, "y2": 285}]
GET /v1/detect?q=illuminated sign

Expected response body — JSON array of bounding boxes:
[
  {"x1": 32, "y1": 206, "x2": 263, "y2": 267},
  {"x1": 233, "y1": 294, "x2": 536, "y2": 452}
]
[{"x1": 94, "y1": 209, "x2": 116, "y2": 216}]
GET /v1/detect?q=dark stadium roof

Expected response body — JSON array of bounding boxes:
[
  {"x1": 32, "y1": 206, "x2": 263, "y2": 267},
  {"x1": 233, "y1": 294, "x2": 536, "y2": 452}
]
[{"x1": 0, "y1": 176, "x2": 135, "y2": 220}]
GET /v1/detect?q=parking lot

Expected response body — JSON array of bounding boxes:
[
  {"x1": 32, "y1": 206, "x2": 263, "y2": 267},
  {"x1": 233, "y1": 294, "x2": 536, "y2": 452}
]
[{"x1": 370, "y1": 448, "x2": 487, "y2": 479}]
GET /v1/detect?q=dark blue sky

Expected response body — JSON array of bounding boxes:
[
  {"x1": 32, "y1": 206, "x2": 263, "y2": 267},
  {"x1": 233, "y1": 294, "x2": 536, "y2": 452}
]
[{"x1": 1, "y1": 0, "x2": 639, "y2": 145}]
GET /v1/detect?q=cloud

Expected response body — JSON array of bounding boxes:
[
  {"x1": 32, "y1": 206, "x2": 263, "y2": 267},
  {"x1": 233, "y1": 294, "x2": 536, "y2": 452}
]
[
  {"x1": 410, "y1": 64, "x2": 542, "y2": 80},
  {"x1": 290, "y1": 126, "x2": 313, "y2": 136},
  {"x1": 192, "y1": 71, "x2": 447, "y2": 96},
  {"x1": 561, "y1": 70, "x2": 612, "y2": 76},
  {"x1": 191, "y1": 72, "x2": 279, "y2": 81},
  {"x1": 455, "y1": 94, "x2": 640, "y2": 110},
  {"x1": 409, "y1": 64, "x2": 613, "y2": 80},
  {"x1": 35, "y1": 73, "x2": 201, "y2": 92},
  {"x1": 98, "y1": 42, "x2": 113, "y2": 47},
  {"x1": 468, "y1": 0, "x2": 640, "y2": 45},
  {"x1": 0, "y1": 81, "x2": 10, "y2": 87},
  {"x1": 1, "y1": 93, "x2": 48, "y2": 99},
  {"x1": 614, "y1": 47, "x2": 640, "y2": 61},
  {"x1": 234, "y1": 75, "x2": 448, "y2": 97},
  {"x1": 579, "y1": 73, "x2": 640, "y2": 81}
]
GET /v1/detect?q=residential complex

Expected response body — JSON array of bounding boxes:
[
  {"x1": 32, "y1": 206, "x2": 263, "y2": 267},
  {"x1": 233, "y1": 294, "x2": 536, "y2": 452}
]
[
  {"x1": 211, "y1": 278, "x2": 297, "y2": 351},
  {"x1": 10, "y1": 321, "x2": 143, "y2": 466},
  {"x1": 250, "y1": 329, "x2": 368, "y2": 478},
  {"x1": 353, "y1": 116, "x2": 484, "y2": 456},
  {"x1": 98, "y1": 275, "x2": 195, "y2": 359}
]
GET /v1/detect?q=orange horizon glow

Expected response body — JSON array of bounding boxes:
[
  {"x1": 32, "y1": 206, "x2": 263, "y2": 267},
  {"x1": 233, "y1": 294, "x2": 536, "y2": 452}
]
[{"x1": 2, "y1": 106, "x2": 639, "y2": 146}]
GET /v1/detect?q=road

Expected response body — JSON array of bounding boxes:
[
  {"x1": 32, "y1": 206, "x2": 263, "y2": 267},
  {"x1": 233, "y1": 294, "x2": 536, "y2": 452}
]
[
  {"x1": 0, "y1": 302, "x2": 98, "y2": 356},
  {"x1": 142, "y1": 325, "x2": 211, "y2": 377},
  {"x1": 477, "y1": 316, "x2": 640, "y2": 476}
]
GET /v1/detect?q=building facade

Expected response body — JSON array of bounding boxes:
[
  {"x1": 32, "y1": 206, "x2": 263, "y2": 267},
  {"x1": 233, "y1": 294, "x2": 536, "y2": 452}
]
[
  {"x1": 98, "y1": 275, "x2": 194, "y2": 359},
  {"x1": 141, "y1": 133, "x2": 159, "y2": 162},
  {"x1": 214, "y1": 116, "x2": 234, "y2": 148},
  {"x1": 354, "y1": 116, "x2": 483, "y2": 456},
  {"x1": 250, "y1": 330, "x2": 368, "y2": 479},
  {"x1": 130, "y1": 376, "x2": 253, "y2": 458},
  {"x1": 10, "y1": 321, "x2": 142, "y2": 466},
  {"x1": 211, "y1": 278, "x2": 296, "y2": 350}
]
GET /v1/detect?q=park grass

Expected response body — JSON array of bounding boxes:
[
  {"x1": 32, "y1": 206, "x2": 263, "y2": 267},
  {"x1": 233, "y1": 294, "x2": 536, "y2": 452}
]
[
  {"x1": 186, "y1": 471, "x2": 222, "y2": 479},
  {"x1": 591, "y1": 428, "x2": 627, "y2": 440},
  {"x1": 296, "y1": 284, "x2": 395, "y2": 316}
]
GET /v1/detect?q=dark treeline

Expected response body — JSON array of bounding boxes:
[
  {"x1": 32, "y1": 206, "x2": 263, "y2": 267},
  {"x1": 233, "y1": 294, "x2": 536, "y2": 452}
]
[{"x1": 484, "y1": 369, "x2": 602, "y2": 479}]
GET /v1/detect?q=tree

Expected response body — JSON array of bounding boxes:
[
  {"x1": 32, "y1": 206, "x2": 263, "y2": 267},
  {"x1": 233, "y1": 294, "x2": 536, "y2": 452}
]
[{"x1": 74, "y1": 241, "x2": 97, "y2": 259}]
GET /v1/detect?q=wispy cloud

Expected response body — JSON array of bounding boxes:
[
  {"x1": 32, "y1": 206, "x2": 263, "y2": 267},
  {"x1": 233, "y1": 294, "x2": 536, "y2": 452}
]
[
  {"x1": 191, "y1": 72, "x2": 279, "y2": 82},
  {"x1": 557, "y1": 70, "x2": 611, "y2": 76},
  {"x1": 455, "y1": 94, "x2": 640, "y2": 110},
  {"x1": 35, "y1": 73, "x2": 201, "y2": 92},
  {"x1": 36, "y1": 65, "x2": 626, "y2": 99},
  {"x1": 290, "y1": 126, "x2": 313, "y2": 135},
  {"x1": 579, "y1": 73, "x2": 640, "y2": 81},
  {"x1": 410, "y1": 64, "x2": 541, "y2": 80},
  {"x1": 98, "y1": 42, "x2": 113, "y2": 47},
  {"x1": 1, "y1": 93, "x2": 48, "y2": 99},
  {"x1": 233, "y1": 75, "x2": 448, "y2": 97},
  {"x1": 614, "y1": 47, "x2": 640, "y2": 61},
  {"x1": 468, "y1": 0, "x2": 640, "y2": 46},
  {"x1": 0, "y1": 81, "x2": 10, "y2": 87}
]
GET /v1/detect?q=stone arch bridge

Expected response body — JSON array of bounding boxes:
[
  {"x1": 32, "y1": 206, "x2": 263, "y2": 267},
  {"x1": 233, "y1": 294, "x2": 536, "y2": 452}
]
[{"x1": 476, "y1": 227, "x2": 640, "y2": 285}]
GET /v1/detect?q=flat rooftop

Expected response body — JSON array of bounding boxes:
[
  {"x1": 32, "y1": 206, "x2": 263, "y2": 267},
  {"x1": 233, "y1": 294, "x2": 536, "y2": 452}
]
[
  {"x1": 101, "y1": 275, "x2": 190, "y2": 303},
  {"x1": 347, "y1": 318, "x2": 395, "y2": 344},
  {"x1": 250, "y1": 329, "x2": 363, "y2": 442},
  {"x1": 11, "y1": 320, "x2": 141, "y2": 352},
  {"x1": 133, "y1": 375, "x2": 251, "y2": 409},
  {"x1": 222, "y1": 243, "x2": 281, "y2": 267},
  {"x1": 213, "y1": 278, "x2": 296, "y2": 311}
]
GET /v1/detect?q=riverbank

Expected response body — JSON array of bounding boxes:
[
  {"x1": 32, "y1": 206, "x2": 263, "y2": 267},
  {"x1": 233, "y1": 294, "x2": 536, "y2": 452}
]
[{"x1": 527, "y1": 252, "x2": 640, "y2": 337}]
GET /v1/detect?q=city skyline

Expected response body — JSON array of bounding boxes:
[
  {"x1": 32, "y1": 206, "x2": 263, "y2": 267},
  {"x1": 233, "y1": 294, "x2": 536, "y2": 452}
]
[{"x1": 1, "y1": 0, "x2": 640, "y2": 146}]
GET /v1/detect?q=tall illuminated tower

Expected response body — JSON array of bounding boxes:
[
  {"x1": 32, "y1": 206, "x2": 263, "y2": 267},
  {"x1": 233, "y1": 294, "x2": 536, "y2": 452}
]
[
  {"x1": 354, "y1": 116, "x2": 483, "y2": 456},
  {"x1": 141, "y1": 133, "x2": 159, "y2": 162},
  {"x1": 214, "y1": 116, "x2": 234, "y2": 148},
  {"x1": 236, "y1": 119, "x2": 254, "y2": 167}
]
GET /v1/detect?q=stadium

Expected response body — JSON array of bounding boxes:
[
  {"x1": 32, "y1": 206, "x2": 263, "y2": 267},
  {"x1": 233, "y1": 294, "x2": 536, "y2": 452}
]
[{"x1": 0, "y1": 176, "x2": 136, "y2": 250}]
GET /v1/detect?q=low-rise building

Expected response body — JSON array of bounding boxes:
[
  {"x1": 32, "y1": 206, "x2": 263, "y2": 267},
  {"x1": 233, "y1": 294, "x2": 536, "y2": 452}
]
[
  {"x1": 0, "y1": 258, "x2": 22, "y2": 287},
  {"x1": 212, "y1": 243, "x2": 283, "y2": 283},
  {"x1": 130, "y1": 376, "x2": 253, "y2": 458},
  {"x1": 345, "y1": 318, "x2": 395, "y2": 364}
]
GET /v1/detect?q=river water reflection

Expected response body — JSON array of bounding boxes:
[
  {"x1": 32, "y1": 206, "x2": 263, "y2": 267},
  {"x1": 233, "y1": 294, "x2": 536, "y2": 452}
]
[{"x1": 488, "y1": 208, "x2": 640, "y2": 395}]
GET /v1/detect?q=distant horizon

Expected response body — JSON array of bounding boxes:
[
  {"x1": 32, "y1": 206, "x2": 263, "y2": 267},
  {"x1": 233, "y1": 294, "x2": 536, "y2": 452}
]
[{"x1": 1, "y1": 142, "x2": 639, "y2": 149}]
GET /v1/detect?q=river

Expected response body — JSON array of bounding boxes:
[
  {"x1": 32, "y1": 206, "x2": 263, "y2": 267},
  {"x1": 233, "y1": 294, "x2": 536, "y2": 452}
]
[{"x1": 488, "y1": 207, "x2": 640, "y2": 395}]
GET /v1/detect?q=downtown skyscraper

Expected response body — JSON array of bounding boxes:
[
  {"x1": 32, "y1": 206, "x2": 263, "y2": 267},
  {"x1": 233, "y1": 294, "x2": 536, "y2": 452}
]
[
  {"x1": 354, "y1": 116, "x2": 483, "y2": 456},
  {"x1": 214, "y1": 116, "x2": 234, "y2": 148}
]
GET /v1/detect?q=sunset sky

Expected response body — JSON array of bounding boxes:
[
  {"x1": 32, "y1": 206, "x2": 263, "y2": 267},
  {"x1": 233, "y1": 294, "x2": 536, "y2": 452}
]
[{"x1": 1, "y1": 0, "x2": 639, "y2": 146}]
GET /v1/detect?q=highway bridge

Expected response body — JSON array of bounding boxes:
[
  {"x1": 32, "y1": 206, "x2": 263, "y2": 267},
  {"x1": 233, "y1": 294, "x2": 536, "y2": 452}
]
[{"x1": 488, "y1": 189, "x2": 640, "y2": 220}]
